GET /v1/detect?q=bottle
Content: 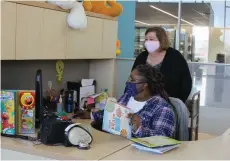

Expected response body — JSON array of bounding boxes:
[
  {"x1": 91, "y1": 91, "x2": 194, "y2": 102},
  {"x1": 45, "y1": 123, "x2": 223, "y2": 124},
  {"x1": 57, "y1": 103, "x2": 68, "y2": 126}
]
[
  {"x1": 57, "y1": 95, "x2": 63, "y2": 113},
  {"x1": 65, "y1": 91, "x2": 73, "y2": 113}
]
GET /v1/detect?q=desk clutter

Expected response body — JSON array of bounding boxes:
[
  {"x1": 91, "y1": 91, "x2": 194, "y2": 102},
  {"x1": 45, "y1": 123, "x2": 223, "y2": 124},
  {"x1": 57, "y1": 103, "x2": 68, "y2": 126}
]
[
  {"x1": 0, "y1": 77, "x2": 106, "y2": 149},
  {"x1": 0, "y1": 88, "x2": 93, "y2": 149}
]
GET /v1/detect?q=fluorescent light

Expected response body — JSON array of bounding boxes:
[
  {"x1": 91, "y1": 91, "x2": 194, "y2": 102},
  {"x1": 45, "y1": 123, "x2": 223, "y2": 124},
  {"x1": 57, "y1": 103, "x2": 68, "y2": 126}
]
[
  {"x1": 135, "y1": 20, "x2": 151, "y2": 26},
  {"x1": 135, "y1": 20, "x2": 193, "y2": 26},
  {"x1": 149, "y1": 5, "x2": 195, "y2": 26}
]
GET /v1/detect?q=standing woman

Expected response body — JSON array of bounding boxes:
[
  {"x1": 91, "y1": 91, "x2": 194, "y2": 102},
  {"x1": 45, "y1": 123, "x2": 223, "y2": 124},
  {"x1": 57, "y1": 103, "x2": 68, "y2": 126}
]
[{"x1": 132, "y1": 27, "x2": 192, "y2": 102}]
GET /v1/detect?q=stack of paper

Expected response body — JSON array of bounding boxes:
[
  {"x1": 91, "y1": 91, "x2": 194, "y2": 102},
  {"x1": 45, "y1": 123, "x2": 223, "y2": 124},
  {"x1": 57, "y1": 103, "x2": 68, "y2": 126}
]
[{"x1": 131, "y1": 136, "x2": 181, "y2": 154}]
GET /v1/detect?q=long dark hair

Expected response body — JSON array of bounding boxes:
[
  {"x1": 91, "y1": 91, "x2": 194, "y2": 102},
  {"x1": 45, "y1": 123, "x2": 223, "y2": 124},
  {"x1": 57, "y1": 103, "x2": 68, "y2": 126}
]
[{"x1": 135, "y1": 64, "x2": 170, "y2": 102}]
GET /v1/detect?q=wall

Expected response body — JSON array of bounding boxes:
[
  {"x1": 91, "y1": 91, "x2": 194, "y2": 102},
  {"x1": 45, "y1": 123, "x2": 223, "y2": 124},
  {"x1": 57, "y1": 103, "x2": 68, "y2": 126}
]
[
  {"x1": 115, "y1": 58, "x2": 134, "y2": 98},
  {"x1": 1, "y1": 60, "x2": 89, "y2": 94},
  {"x1": 117, "y1": 1, "x2": 136, "y2": 59}
]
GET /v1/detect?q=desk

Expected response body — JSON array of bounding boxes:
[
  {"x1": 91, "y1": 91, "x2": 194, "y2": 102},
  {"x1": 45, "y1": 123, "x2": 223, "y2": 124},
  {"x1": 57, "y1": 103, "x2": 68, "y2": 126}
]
[
  {"x1": 102, "y1": 131, "x2": 230, "y2": 160},
  {"x1": 2, "y1": 119, "x2": 230, "y2": 160},
  {"x1": 1, "y1": 119, "x2": 131, "y2": 160}
]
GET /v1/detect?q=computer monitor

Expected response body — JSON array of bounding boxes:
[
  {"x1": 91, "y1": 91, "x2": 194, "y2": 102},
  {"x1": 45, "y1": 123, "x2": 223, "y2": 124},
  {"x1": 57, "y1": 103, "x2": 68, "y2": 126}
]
[{"x1": 35, "y1": 69, "x2": 43, "y2": 129}]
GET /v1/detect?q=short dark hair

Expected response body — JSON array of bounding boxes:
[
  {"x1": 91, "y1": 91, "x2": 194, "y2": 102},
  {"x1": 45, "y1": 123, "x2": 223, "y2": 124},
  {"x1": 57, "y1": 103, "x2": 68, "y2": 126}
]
[
  {"x1": 134, "y1": 64, "x2": 169, "y2": 102},
  {"x1": 145, "y1": 27, "x2": 170, "y2": 51}
]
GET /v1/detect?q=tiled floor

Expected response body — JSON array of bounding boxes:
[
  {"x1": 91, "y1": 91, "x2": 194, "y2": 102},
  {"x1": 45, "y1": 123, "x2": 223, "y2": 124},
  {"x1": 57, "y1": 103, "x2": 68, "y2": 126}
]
[{"x1": 199, "y1": 107, "x2": 230, "y2": 135}]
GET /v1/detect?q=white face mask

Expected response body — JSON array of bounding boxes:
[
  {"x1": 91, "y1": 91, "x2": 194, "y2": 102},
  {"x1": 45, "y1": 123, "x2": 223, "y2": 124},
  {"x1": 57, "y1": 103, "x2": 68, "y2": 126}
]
[{"x1": 144, "y1": 41, "x2": 160, "y2": 53}]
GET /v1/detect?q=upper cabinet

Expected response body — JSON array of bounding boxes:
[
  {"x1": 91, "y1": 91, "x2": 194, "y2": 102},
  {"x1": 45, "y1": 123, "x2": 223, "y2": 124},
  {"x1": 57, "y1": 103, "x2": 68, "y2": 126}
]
[
  {"x1": 102, "y1": 20, "x2": 118, "y2": 59},
  {"x1": 16, "y1": 4, "x2": 43, "y2": 60},
  {"x1": 1, "y1": 2, "x2": 16, "y2": 60},
  {"x1": 42, "y1": 9, "x2": 67, "y2": 59},
  {"x1": 66, "y1": 17, "x2": 103, "y2": 59},
  {"x1": 2, "y1": 2, "x2": 117, "y2": 60},
  {"x1": 16, "y1": 4, "x2": 66, "y2": 60}
]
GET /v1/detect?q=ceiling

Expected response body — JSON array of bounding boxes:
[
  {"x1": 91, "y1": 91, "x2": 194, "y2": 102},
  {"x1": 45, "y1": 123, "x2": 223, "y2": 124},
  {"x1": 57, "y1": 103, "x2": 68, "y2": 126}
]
[{"x1": 135, "y1": 2, "x2": 212, "y2": 27}]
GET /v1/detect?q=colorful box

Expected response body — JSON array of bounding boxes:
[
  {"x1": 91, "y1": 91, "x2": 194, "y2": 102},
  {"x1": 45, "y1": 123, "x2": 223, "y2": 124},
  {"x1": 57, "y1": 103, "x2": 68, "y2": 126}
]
[
  {"x1": 0, "y1": 91, "x2": 16, "y2": 135},
  {"x1": 17, "y1": 91, "x2": 35, "y2": 134}
]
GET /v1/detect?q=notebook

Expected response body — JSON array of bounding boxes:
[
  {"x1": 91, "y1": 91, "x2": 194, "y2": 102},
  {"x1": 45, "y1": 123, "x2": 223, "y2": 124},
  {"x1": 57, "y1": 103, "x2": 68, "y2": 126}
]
[
  {"x1": 102, "y1": 100, "x2": 132, "y2": 138},
  {"x1": 131, "y1": 136, "x2": 181, "y2": 148},
  {"x1": 131, "y1": 143, "x2": 180, "y2": 154}
]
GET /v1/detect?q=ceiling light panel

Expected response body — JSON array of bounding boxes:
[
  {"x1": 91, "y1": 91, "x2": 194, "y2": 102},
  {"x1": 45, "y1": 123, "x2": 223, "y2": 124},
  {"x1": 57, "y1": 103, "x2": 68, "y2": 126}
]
[{"x1": 149, "y1": 5, "x2": 195, "y2": 26}]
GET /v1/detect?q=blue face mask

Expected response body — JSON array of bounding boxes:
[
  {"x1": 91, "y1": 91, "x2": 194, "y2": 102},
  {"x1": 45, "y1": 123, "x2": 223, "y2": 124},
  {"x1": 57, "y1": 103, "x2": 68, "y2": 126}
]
[{"x1": 124, "y1": 82, "x2": 138, "y2": 97}]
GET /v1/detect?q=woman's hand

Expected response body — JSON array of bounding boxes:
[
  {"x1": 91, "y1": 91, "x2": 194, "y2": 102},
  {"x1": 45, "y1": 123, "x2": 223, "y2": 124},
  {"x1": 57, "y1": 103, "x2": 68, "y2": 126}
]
[{"x1": 127, "y1": 113, "x2": 141, "y2": 132}]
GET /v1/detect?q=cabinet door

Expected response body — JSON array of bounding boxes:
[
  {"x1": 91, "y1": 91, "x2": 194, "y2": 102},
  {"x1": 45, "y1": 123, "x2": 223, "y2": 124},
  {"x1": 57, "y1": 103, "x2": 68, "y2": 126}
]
[
  {"x1": 66, "y1": 17, "x2": 103, "y2": 59},
  {"x1": 102, "y1": 20, "x2": 117, "y2": 59},
  {"x1": 16, "y1": 4, "x2": 43, "y2": 60},
  {"x1": 43, "y1": 9, "x2": 66, "y2": 59},
  {"x1": 1, "y1": 2, "x2": 16, "y2": 60}
]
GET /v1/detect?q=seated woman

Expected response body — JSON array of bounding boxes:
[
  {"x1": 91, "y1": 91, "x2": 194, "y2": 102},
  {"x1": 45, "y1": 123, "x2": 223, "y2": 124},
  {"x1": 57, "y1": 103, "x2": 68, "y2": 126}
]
[{"x1": 92, "y1": 64, "x2": 176, "y2": 138}]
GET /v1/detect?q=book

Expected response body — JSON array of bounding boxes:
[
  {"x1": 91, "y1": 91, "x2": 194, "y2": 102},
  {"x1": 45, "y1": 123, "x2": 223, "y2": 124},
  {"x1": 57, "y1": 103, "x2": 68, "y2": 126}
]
[
  {"x1": 131, "y1": 136, "x2": 181, "y2": 148},
  {"x1": 0, "y1": 91, "x2": 16, "y2": 135},
  {"x1": 131, "y1": 143, "x2": 180, "y2": 154},
  {"x1": 17, "y1": 91, "x2": 35, "y2": 134},
  {"x1": 102, "y1": 100, "x2": 132, "y2": 138}
]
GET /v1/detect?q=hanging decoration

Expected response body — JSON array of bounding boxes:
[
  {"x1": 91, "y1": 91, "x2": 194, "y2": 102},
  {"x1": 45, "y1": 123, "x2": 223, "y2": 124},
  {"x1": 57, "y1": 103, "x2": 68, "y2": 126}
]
[
  {"x1": 116, "y1": 40, "x2": 121, "y2": 56},
  {"x1": 56, "y1": 60, "x2": 64, "y2": 83}
]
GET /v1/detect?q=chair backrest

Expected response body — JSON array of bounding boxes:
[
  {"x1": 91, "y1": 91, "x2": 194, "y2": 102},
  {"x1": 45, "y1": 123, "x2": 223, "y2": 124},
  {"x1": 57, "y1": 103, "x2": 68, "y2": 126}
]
[
  {"x1": 186, "y1": 91, "x2": 200, "y2": 141},
  {"x1": 169, "y1": 97, "x2": 189, "y2": 141}
]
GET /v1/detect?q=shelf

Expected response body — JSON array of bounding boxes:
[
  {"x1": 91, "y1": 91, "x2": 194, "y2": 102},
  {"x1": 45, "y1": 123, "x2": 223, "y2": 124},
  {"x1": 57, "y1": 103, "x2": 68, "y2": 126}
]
[{"x1": 7, "y1": 1, "x2": 118, "y2": 21}]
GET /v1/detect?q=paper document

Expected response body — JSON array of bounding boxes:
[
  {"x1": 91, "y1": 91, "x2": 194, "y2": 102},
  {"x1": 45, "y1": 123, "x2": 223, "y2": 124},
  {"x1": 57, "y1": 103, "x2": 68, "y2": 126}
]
[{"x1": 81, "y1": 79, "x2": 94, "y2": 87}]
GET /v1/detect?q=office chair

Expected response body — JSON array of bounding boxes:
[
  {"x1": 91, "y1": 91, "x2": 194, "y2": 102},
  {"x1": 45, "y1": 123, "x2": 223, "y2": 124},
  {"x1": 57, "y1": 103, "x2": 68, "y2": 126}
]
[{"x1": 186, "y1": 91, "x2": 200, "y2": 141}]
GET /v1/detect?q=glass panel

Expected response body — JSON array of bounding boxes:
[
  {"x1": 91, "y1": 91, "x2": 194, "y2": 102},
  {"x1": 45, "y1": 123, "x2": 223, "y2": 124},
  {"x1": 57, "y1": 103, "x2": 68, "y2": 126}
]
[
  {"x1": 181, "y1": 1, "x2": 230, "y2": 109},
  {"x1": 134, "y1": 2, "x2": 179, "y2": 57},
  {"x1": 180, "y1": 0, "x2": 230, "y2": 64}
]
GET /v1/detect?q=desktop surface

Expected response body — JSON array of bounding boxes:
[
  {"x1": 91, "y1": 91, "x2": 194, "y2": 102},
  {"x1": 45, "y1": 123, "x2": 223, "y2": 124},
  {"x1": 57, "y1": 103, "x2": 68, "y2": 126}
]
[
  {"x1": 102, "y1": 134, "x2": 230, "y2": 160},
  {"x1": 1, "y1": 119, "x2": 131, "y2": 160},
  {"x1": 1, "y1": 119, "x2": 230, "y2": 160}
]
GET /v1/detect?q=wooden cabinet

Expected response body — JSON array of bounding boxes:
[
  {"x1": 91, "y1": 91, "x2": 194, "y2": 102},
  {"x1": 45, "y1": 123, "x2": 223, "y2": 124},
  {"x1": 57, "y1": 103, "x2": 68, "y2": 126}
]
[
  {"x1": 42, "y1": 9, "x2": 66, "y2": 59},
  {"x1": 1, "y1": 2, "x2": 16, "y2": 60},
  {"x1": 102, "y1": 20, "x2": 117, "y2": 59},
  {"x1": 2, "y1": 2, "x2": 118, "y2": 60},
  {"x1": 16, "y1": 4, "x2": 66, "y2": 59},
  {"x1": 16, "y1": 4, "x2": 43, "y2": 60},
  {"x1": 66, "y1": 17, "x2": 103, "y2": 59}
]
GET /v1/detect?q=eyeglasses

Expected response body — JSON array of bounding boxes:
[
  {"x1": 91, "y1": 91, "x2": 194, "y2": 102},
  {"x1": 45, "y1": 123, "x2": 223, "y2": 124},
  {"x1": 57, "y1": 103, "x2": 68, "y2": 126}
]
[{"x1": 127, "y1": 76, "x2": 146, "y2": 84}]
